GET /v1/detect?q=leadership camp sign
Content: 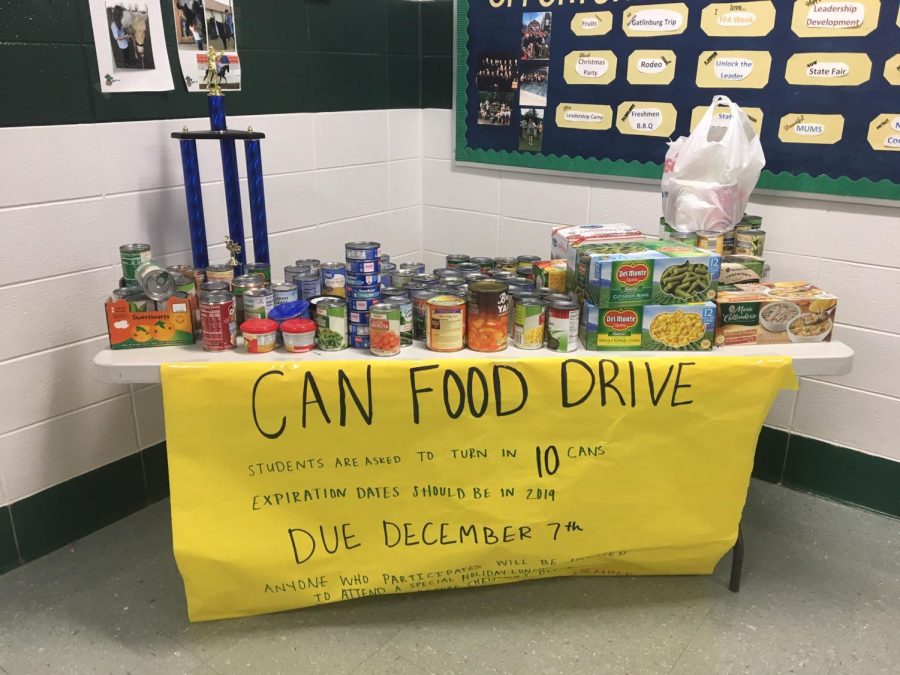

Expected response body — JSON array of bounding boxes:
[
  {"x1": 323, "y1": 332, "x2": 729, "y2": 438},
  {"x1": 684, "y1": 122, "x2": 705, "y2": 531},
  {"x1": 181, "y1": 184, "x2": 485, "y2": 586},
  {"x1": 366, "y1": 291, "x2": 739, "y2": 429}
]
[{"x1": 162, "y1": 356, "x2": 795, "y2": 621}]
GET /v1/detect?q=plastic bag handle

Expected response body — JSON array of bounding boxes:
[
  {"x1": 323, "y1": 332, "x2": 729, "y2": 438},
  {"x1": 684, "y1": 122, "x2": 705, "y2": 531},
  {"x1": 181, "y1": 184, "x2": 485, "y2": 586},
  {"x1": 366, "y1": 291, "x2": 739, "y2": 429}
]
[{"x1": 698, "y1": 95, "x2": 756, "y2": 143}]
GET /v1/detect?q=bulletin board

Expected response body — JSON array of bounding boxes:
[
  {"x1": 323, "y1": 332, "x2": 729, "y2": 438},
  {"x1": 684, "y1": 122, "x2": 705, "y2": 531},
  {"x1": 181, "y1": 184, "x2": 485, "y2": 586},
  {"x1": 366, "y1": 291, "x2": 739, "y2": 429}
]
[{"x1": 454, "y1": 1, "x2": 900, "y2": 202}]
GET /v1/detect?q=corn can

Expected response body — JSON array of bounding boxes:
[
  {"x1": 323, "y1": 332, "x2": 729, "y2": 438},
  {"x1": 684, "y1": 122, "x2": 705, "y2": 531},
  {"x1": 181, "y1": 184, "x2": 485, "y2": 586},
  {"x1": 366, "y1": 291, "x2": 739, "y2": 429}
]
[
  {"x1": 321, "y1": 262, "x2": 347, "y2": 297},
  {"x1": 426, "y1": 295, "x2": 466, "y2": 352},
  {"x1": 513, "y1": 297, "x2": 545, "y2": 350},
  {"x1": 696, "y1": 230, "x2": 725, "y2": 254}
]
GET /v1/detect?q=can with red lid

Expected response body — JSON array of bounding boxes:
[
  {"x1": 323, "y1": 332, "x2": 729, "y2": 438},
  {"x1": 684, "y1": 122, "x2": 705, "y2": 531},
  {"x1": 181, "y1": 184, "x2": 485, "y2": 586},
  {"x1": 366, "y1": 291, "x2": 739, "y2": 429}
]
[
  {"x1": 200, "y1": 290, "x2": 236, "y2": 351},
  {"x1": 280, "y1": 318, "x2": 316, "y2": 353},
  {"x1": 241, "y1": 318, "x2": 279, "y2": 353}
]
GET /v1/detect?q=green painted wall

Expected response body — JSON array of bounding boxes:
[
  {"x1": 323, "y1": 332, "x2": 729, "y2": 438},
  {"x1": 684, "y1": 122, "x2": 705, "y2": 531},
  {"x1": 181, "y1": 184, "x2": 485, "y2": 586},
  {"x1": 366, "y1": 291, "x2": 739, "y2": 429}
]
[{"x1": 0, "y1": 0, "x2": 454, "y2": 127}]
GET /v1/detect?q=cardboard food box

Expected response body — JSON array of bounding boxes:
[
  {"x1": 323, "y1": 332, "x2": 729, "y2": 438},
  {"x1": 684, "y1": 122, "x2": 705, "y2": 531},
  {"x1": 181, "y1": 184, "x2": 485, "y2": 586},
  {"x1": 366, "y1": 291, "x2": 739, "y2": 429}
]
[
  {"x1": 105, "y1": 295, "x2": 195, "y2": 349},
  {"x1": 533, "y1": 260, "x2": 567, "y2": 291},
  {"x1": 580, "y1": 301, "x2": 716, "y2": 351},
  {"x1": 550, "y1": 223, "x2": 643, "y2": 266},
  {"x1": 715, "y1": 281, "x2": 837, "y2": 346},
  {"x1": 575, "y1": 239, "x2": 721, "y2": 307}
]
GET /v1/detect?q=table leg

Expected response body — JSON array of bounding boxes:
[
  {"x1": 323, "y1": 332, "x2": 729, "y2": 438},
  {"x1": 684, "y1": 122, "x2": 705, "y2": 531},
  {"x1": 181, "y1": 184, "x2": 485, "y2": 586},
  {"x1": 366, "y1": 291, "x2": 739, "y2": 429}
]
[{"x1": 729, "y1": 524, "x2": 744, "y2": 593}]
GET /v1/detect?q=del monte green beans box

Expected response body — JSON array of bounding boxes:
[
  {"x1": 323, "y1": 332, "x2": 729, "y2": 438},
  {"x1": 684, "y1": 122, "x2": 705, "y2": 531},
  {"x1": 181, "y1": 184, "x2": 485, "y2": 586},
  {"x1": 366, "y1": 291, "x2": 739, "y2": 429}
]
[
  {"x1": 580, "y1": 301, "x2": 716, "y2": 351},
  {"x1": 575, "y1": 239, "x2": 721, "y2": 308}
]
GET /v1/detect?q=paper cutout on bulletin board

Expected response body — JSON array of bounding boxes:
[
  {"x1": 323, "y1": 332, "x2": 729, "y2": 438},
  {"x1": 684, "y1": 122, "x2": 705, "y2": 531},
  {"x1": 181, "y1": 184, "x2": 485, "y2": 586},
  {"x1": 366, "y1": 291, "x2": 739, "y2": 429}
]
[{"x1": 455, "y1": 0, "x2": 900, "y2": 201}]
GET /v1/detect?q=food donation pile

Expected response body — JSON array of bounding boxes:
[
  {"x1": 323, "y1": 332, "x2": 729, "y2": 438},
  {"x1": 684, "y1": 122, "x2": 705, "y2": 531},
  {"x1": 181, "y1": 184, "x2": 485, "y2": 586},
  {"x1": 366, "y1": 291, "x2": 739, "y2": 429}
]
[{"x1": 104, "y1": 219, "x2": 837, "y2": 355}]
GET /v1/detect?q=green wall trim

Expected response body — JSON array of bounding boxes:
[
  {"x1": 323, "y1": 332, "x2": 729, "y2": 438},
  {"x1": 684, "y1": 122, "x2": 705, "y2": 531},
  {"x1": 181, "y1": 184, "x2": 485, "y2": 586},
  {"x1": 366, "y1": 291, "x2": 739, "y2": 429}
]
[{"x1": 1, "y1": 430, "x2": 896, "y2": 576}]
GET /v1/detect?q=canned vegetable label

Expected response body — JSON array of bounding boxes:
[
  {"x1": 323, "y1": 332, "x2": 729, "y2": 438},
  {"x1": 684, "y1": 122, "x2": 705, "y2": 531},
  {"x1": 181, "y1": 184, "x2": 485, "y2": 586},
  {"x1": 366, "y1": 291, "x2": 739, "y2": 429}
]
[
  {"x1": 546, "y1": 301, "x2": 579, "y2": 353},
  {"x1": 297, "y1": 273, "x2": 323, "y2": 300},
  {"x1": 514, "y1": 298, "x2": 545, "y2": 349},
  {"x1": 322, "y1": 264, "x2": 347, "y2": 297},
  {"x1": 348, "y1": 310, "x2": 370, "y2": 324},
  {"x1": 735, "y1": 230, "x2": 766, "y2": 257},
  {"x1": 315, "y1": 299, "x2": 348, "y2": 350},
  {"x1": 272, "y1": 284, "x2": 299, "y2": 306},
  {"x1": 119, "y1": 244, "x2": 151, "y2": 282},
  {"x1": 412, "y1": 291, "x2": 437, "y2": 341},
  {"x1": 246, "y1": 263, "x2": 271, "y2": 284},
  {"x1": 200, "y1": 291, "x2": 236, "y2": 351},
  {"x1": 346, "y1": 272, "x2": 380, "y2": 286},
  {"x1": 242, "y1": 288, "x2": 274, "y2": 320},
  {"x1": 467, "y1": 280, "x2": 509, "y2": 352},
  {"x1": 369, "y1": 303, "x2": 402, "y2": 356},
  {"x1": 346, "y1": 260, "x2": 379, "y2": 274},
  {"x1": 426, "y1": 296, "x2": 466, "y2": 352}
]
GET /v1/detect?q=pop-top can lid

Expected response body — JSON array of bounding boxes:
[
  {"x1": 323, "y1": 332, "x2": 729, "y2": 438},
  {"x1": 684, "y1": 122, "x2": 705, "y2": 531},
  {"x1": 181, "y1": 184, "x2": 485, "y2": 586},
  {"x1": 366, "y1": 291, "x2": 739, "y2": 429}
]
[{"x1": 142, "y1": 270, "x2": 176, "y2": 301}]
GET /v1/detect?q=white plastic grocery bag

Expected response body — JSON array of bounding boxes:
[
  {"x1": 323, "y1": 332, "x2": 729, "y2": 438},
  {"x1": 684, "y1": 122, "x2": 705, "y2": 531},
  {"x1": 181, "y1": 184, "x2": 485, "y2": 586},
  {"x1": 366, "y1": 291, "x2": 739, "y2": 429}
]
[{"x1": 661, "y1": 95, "x2": 765, "y2": 233}]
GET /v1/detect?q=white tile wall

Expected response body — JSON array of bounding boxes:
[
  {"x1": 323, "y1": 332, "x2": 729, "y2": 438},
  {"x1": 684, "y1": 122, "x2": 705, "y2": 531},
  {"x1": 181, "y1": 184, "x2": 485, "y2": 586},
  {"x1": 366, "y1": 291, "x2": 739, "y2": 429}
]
[
  {"x1": 2, "y1": 106, "x2": 898, "y2": 507},
  {"x1": 422, "y1": 108, "x2": 900, "y2": 465}
]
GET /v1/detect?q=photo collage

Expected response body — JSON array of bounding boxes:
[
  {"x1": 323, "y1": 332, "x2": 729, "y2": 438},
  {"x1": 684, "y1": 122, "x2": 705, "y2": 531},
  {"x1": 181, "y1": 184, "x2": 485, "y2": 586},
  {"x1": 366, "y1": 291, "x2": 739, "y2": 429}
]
[
  {"x1": 476, "y1": 11, "x2": 552, "y2": 152},
  {"x1": 172, "y1": 0, "x2": 241, "y2": 91}
]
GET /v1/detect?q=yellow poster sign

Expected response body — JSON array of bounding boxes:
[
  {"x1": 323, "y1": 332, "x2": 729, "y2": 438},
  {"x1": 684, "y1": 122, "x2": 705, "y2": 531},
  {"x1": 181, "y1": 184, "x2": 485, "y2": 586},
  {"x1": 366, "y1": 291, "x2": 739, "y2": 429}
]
[{"x1": 162, "y1": 356, "x2": 795, "y2": 622}]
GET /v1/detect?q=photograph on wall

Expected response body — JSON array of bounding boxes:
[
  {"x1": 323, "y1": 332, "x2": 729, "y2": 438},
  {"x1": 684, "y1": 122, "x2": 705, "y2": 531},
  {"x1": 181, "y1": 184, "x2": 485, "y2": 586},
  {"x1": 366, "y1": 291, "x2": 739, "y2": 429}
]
[
  {"x1": 174, "y1": 0, "x2": 241, "y2": 92},
  {"x1": 88, "y1": 0, "x2": 173, "y2": 91},
  {"x1": 475, "y1": 53, "x2": 518, "y2": 93},
  {"x1": 518, "y1": 108, "x2": 544, "y2": 151},
  {"x1": 518, "y1": 61, "x2": 549, "y2": 107},
  {"x1": 477, "y1": 92, "x2": 513, "y2": 127},
  {"x1": 521, "y1": 12, "x2": 551, "y2": 61}
]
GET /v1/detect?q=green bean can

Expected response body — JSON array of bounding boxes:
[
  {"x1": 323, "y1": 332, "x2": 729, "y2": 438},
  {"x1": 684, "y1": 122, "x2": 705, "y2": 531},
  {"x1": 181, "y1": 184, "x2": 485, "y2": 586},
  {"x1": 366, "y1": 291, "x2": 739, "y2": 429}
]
[
  {"x1": 315, "y1": 297, "x2": 348, "y2": 350},
  {"x1": 735, "y1": 230, "x2": 766, "y2": 257},
  {"x1": 119, "y1": 244, "x2": 151, "y2": 283}
]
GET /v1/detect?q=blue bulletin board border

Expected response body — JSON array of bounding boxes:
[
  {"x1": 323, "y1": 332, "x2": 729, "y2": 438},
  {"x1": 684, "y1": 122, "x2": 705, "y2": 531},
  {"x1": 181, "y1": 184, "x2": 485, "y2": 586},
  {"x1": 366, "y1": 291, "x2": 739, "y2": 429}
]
[{"x1": 454, "y1": 0, "x2": 899, "y2": 202}]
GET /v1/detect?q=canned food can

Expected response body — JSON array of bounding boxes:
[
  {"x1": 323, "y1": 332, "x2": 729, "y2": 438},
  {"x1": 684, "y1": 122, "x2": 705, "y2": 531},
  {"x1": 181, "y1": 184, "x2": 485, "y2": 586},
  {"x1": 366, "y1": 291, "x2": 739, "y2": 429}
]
[
  {"x1": 348, "y1": 322, "x2": 370, "y2": 337},
  {"x1": 398, "y1": 262, "x2": 426, "y2": 274},
  {"x1": 516, "y1": 267, "x2": 534, "y2": 281},
  {"x1": 346, "y1": 259, "x2": 380, "y2": 274},
  {"x1": 412, "y1": 273, "x2": 437, "y2": 284},
  {"x1": 454, "y1": 262, "x2": 481, "y2": 274},
  {"x1": 369, "y1": 302, "x2": 402, "y2": 356},
  {"x1": 345, "y1": 241, "x2": 381, "y2": 261},
  {"x1": 667, "y1": 231, "x2": 699, "y2": 246},
  {"x1": 740, "y1": 214, "x2": 763, "y2": 229},
  {"x1": 491, "y1": 270, "x2": 515, "y2": 280},
  {"x1": 380, "y1": 286, "x2": 408, "y2": 300},
  {"x1": 200, "y1": 280, "x2": 229, "y2": 293},
  {"x1": 463, "y1": 272, "x2": 489, "y2": 283},
  {"x1": 517, "y1": 255, "x2": 540, "y2": 271},
  {"x1": 396, "y1": 296, "x2": 414, "y2": 346},
  {"x1": 127, "y1": 294, "x2": 152, "y2": 312},
  {"x1": 379, "y1": 262, "x2": 396, "y2": 288},
  {"x1": 346, "y1": 284, "x2": 380, "y2": 299},
  {"x1": 722, "y1": 229, "x2": 736, "y2": 256},
  {"x1": 405, "y1": 280, "x2": 429, "y2": 291},
  {"x1": 508, "y1": 290, "x2": 540, "y2": 335},
  {"x1": 391, "y1": 270, "x2": 415, "y2": 288},
  {"x1": 348, "y1": 310, "x2": 370, "y2": 324},
  {"x1": 232, "y1": 273, "x2": 266, "y2": 324},
  {"x1": 349, "y1": 335, "x2": 371, "y2": 349},
  {"x1": 271, "y1": 283, "x2": 299, "y2": 306},
  {"x1": 245, "y1": 262, "x2": 272, "y2": 284},
  {"x1": 242, "y1": 287, "x2": 274, "y2": 320},
  {"x1": 166, "y1": 264, "x2": 193, "y2": 278},
  {"x1": 426, "y1": 295, "x2": 466, "y2": 352},
  {"x1": 295, "y1": 259, "x2": 321, "y2": 273},
  {"x1": 120, "y1": 244, "x2": 151, "y2": 283},
  {"x1": 411, "y1": 290, "x2": 438, "y2": 341},
  {"x1": 283, "y1": 265, "x2": 309, "y2": 285},
  {"x1": 305, "y1": 296, "x2": 329, "y2": 313},
  {"x1": 347, "y1": 296, "x2": 380, "y2": 311},
  {"x1": 206, "y1": 263, "x2": 235, "y2": 285},
  {"x1": 443, "y1": 278, "x2": 467, "y2": 292},
  {"x1": 321, "y1": 262, "x2": 347, "y2": 297},
  {"x1": 346, "y1": 272, "x2": 380, "y2": 286},
  {"x1": 513, "y1": 297, "x2": 545, "y2": 350},
  {"x1": 134, "y1": 261, "x2": 176, "y2": 302},
  {"x1": 173, "y1": 274, "x2": 196, "y2": 295},
  {"x1": 200, "y1": 290, "x2": 236, "y2": 351},
  {"x1": 469, "y1": 257, "x2": 495, "y2": 273},
  {"x1": 111, "y1": 287, "x2": 133, "y2": 302},
  {"x1": 494, "y1": 256, "x2": 518, "y2": 273},
  {"x1": 446, "y1": 254, "x2": 470, "y2": 269},
  {"x1": 544, "y1": 292, "x2": 573, "y2": 304},
  {"x1": 315, "y1": 298, "x2": 348, "y2": 350},
  {"x1": 507, "y1": 277, "x2": 533, "y2": 291},
  {"x1": 380, "y1": 253, "x2": 390, "y2": 263},
  {"x1": 467, "y1": 280, "x2": 510, "y2": 352},
  {"x1": 696, "y1": 230, "x2": 725, "y2": 254},
  {"x1": 546, "y1": 300, "x2": 579, "y2": 353},
  {"x1": 735, "y1": 229, "x2": 766, "y2": 257},
  {"x1": 297, "y1": 272, "x2": 323, "y2": 300}
]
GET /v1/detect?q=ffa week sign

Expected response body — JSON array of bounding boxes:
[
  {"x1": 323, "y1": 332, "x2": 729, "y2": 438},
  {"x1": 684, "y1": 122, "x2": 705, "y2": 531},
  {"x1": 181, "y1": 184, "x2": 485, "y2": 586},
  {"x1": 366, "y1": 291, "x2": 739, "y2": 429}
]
[{"x1": 162, "y1": 356, "x2": 795, "y2": 621}]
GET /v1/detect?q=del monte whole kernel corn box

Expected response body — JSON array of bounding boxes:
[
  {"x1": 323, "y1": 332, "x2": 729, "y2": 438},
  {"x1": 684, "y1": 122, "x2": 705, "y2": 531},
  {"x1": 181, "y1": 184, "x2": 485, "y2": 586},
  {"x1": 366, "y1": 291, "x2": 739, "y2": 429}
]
[{"x1": 580, "y1": 301, "x2": 716, "y2": 351}]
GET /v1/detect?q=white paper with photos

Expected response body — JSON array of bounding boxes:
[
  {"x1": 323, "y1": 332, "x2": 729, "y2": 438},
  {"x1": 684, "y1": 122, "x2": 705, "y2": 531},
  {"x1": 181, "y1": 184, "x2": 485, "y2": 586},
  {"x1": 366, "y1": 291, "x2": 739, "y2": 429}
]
[
  {"x1": 89, "y1": 0, "x2": 174, "y2": 92},
  {"x1": 173, "y1": 0, "x2": 241, "y2": 92}
]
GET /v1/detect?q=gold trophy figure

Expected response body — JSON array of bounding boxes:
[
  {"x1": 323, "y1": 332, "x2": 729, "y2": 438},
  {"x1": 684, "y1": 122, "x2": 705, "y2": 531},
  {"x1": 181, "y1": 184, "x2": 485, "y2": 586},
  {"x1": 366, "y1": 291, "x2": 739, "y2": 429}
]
[{"x1": 203, "y1": 47, "x2": 222, "y2": 96}]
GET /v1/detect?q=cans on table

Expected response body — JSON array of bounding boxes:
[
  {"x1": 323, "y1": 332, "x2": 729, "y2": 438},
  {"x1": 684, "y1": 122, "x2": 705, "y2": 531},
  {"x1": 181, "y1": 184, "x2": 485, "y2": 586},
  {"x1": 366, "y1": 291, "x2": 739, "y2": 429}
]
[
  {"x1": 345, "y1": 241, "x2": 380, "y2": 261},
  {"x1": 507, "y1": 277, "x2": 533, "y2": 291},
  {"x1": 491, "y1": 270, "x2": 516, "y2": 281},
  {"x1": 134, "y1": 261, "x2": 175, "y2": 302},
  {"x1": 494, "y1": 257, "x2": 518, "y2": 273},
  {"x1": 467, "y1": 280, "x2": 509, "y2": 352},
  {"x1": 296, "y1": 272, "x2": 323, "y2": 300},
  {"x1": 508, "y1": 290, "x2": 540, "y2": 335},
  {"x1": 200, "y1": 280, "x2": 229, "y2": 293},
  {"x1": 245, "y1": 262, "x2": 271, "y2": 284},
  {"x1": 120, "y1": 244, "x2": 151, "y2": 283},
  {"x1": 433, "y1": 268, "x2": 463, "y2": 280},
  {"x1": 295, "y1": 259, "x2": 321, "y2": 273},
  {"x1": 346, "y1": 296, "x2": 380, "y2": 312},
  {"x1": 232, "y1": 273, "x2": 266, "y2": 324},
  {"x1": 315, "y1": 297, "x2": 348, "y2": 350},
  {"x1": 411, "y1": 290, "x2": 437, "y2": 341},
  {"x1": 242, "y1": 287, "x2": 274, "y2": 320},
  {"x1": 381, "y1": 288, "x2": 412, "y2": 346},
  {"x1": 271, "y1": 283, "x2": 299, "y2": 306},
  {"x1": 284, "y1": 265, "x2": 309, "y2": 285},
  {"x1": 469, "y1": 257, "x2": 494, "y2": 273},
  {"x1": 446, "y1": 254, "x2": 470, "y2": 269},
  {"x1": 398, "y1": 262, "x2": 426, "y2": 275},
  {"x1": 346, "y1": 271, "x2": 380, "y2": 287},
  {"x1": 546, "y1": 300, "x2": 579, "y2": 353},
  {"x1": 735, "y1": 229, "x2": 766, "y2": 257},
  {"x1": 722, "y1": 229, "x2": 736, "y2": 256},
  {"x1": 517, "y1": 255, "x2": 540, "y2": 271},
  {"x1": 513, "y1": 297, "x2": 545, "y2": 350},
  {"x1": 369, "y1": 302, "x2": 402, "y2": 356},
  {"x1": 426, "y1": 295, "x2": 466, "y2": 352},
  {"x1": 443, "y1": 278, "x2": 467, "y2": 293},
  {"x1": 696, "y1": 230, "x2": 725, "y2": 254},
  {"x1": 463, "y1": 272, "x2": 489, "y2": 284},
  {"x1": 321, "y1": 262, "x2": 347, "y2": 297},
  {"x1": 200, "y1": 290, "x2": 236, "y2": 351},
  {"x1": 206, "y1": 263, "x2": 235, "y2": 286},
  {"x1": 454, "y1": 262, "x2": 481, "y2": 275}
]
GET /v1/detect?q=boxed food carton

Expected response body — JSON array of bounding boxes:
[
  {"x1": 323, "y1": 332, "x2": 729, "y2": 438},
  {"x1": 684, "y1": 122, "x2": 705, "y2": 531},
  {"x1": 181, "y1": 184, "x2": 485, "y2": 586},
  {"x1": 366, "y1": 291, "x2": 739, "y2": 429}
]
[
  {"x1": 105, "y1": 295, "x2": 195, "y2": 349},
  {"x1": 575, "y1": 239, "x2": 721, "y2": 307},
  {"x1": 715, "y1": 281, "x2": 837, "y2": 346},
  {"x1": 550, "y1": 223, "x2": 643, "y2": 264},
  {"x1": 533, "y1": 260, "x2": 567, "y2": 291},
  {"x1": 580, "y1": 301, "x2": 716, "y2": 351}
]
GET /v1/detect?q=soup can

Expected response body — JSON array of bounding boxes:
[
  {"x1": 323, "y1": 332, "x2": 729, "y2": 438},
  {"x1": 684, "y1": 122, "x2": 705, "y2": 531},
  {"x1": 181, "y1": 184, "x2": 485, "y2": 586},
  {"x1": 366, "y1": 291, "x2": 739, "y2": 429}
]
[
  {"x1": 513, "y1": 297, "x2": 545, "y2": 350},
  {"x1": 446, "y1": 254, "x2": 470, "y2": 268},
  {"x1": 245, "y1": 262, "x2": 272, "y2": 284},
  {"x1": 272, "y1": 283, "x2": 299, "y2": 306},
  {"x1": 369, "y1": 302, "x2": 402, "y2": 356},
  {"x1": 200, "y1": 290, "x2": 236, "y2": 351},
  {"x1": 297, "y1": 272, "x2": 323, "y2": 300},
  {"x1": 242, "y1": 287, "x2": 274, "y2": 320},
  {"x1": 346, "y1": 272, "x2": 380, "y2": 287},
  {"x1": 347, "y1": 296, "x2": 380, "y2": 311},
  {"x1": 120, "y1": 243, "x2": 151, "y2": 283},
  {"x1": 345, "y1": 241, "x2": 381, "y2": 261},
  {"x1": 398, "y1": 262, "x2": 426, "y2": 274},
  {"x1": 696, "y1": 230, "x2": 725, "y2": 254},
  {"x1": 348, "y1": 284, "x2": 381, "y2": 299},
  {"x1": 315, "y1": 297, "x2": 348, "y2": 350},
  {"x1": 467, "y1": 280, "x2": 510, "y2": 352},
  {"x1": 494, "y1": 257, "x2": 518, "y2": 273},
  {"x1": 321, "y1": 262, "x2": 347, "y2": 297},
  {"x1": 411, "y1": 290, "x2": 438, "y2": 341},
  {"x1": 391, "y1": 270, "x2": 415, "y2": 289},
  {"x1": 206, "y1": 263, "x2": 235, "y2": 286},
  {"x1": 348, "y1": 309, "x2": 370, "y2": 324},
  {"x1": 735, "y1": 229, "x2": 766, "y2": 257},
  {"x1": 454, "y1": 262, "x2": 481, "y2": 275},
  {"x1": 469, "y1": 257, "x2": 494, "y2": 273},
  {"x1": 232, "y1": 273, "x2": 265, "y2": 324},
  {"x1": 346, "y1": 259, "x2": 380, "y2": 274},
  {"x1": 134, "y1": 261, "x2": 176, "y2": 302},
  {"x1": 517, "y1": 255, "x2": 540, "y2": 271},
  {"x1": 426, "y1": 295, "x2": 466, "y2": 352},
  {"x1": 546, "y1": 300, "x2": 579, "y2": 353},
  {"x1": 349, "y1": 335, "x2": 370, "y2": 349}
]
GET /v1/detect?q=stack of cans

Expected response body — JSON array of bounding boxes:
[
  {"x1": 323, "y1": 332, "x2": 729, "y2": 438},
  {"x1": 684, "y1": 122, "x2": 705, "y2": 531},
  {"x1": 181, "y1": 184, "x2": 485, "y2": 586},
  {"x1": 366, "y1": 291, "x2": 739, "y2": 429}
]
[{"x1": 344, "y1": 242, "x2": 382, "y2": 349}]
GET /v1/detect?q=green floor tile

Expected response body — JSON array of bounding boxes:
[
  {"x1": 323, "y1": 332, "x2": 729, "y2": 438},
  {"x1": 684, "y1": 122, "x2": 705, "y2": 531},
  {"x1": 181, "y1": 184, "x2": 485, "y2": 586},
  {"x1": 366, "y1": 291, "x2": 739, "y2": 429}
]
[
  {"x1": 0, "y1": 508, "x2": 19, "y2": 574},
  {"x1": 308, "y1": 0, "x2": 387, "y2": 54},
  {"x1": 421, "y1": 0, "x2": 453, "y2": 56},
  {"x1": 142, "y1": 442, "x2": 170, "y2": 503},
  {"x1": 387, "y1": 0, "x2": 420, "y2": 56},
  {"x1": 752, "y1": 426, "x2": 789, "y2": 483},
  {"x1": 10, "y1": 454, "x2": 147, "y2": 562},
  {"x1": 310, "y1": 52, "x2": 387, "y2": 111},
  {"x1": 388, "y1": 55, "x2": 420, "y2": 108},
  {"x1": 421, "y1": 55, "x2": 452, "y2": 108}
]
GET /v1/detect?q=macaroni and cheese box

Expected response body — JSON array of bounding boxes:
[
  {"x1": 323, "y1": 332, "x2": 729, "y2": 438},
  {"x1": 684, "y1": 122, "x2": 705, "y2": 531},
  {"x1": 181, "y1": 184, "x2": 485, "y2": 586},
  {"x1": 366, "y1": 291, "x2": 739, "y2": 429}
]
[
  {"x1": 105, "y1": 295, "x2": 195, "y2": 349},
  {"x1": 715, "y1": 281, "x2": 837, "y2": 347},
  {"x1": 575, "y1": 239, "x2": 721, "y2": 307},
  {"x1": 580, "y1": 301, "x2": 716, "y2": 351}
]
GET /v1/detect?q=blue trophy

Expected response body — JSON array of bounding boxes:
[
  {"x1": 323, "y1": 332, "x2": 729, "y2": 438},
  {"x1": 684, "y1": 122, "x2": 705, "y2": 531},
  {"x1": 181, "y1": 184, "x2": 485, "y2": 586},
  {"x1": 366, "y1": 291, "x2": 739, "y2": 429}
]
[{"x1": 172, "y1": 48, "x2": 269, "y2": 274}]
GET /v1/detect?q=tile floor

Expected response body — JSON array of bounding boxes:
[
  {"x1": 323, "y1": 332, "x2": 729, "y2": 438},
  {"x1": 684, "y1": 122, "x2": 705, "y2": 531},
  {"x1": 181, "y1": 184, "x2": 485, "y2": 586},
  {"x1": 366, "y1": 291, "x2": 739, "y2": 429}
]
[{"x1": 0, "y1": 480, "x2": 897, "y2": 674}]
